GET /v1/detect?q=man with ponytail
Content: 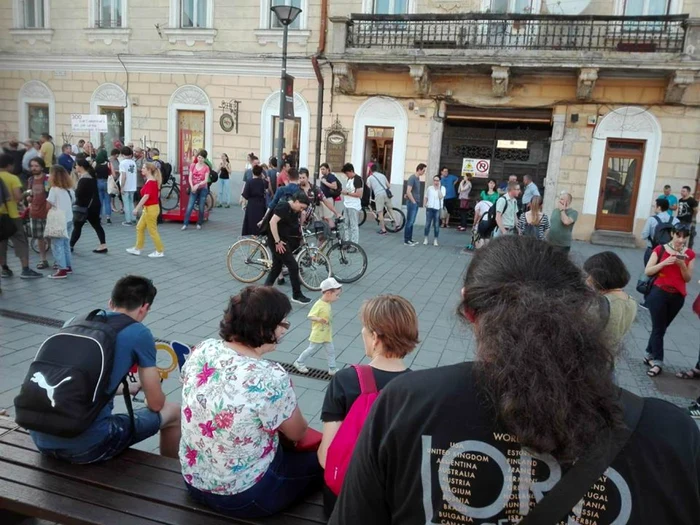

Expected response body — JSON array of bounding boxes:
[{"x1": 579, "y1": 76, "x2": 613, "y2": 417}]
[{"x1": 330, "y1": 236, "x2": 700, "y2": 525}]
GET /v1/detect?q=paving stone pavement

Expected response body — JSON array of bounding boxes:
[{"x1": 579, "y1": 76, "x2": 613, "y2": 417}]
[{"x1": 1, "y1": 204, "x2": 699, "y2": 453}]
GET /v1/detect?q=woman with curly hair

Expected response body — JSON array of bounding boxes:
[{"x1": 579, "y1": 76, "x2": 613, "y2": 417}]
[
  {"x1": 181, "y1": 286, "x2": 322, "y2": 518},
  {"x1": 330, "y1": 236, "x2": 700, "y2": 525}
]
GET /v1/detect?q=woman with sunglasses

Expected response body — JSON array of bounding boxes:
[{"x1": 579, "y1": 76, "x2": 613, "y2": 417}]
[
  {"x1": 181, "y1": 286, "x2": 321, "y2": 517},
  {"x1": 643, "y1": 224, "x2": 695, "y2": 377}
]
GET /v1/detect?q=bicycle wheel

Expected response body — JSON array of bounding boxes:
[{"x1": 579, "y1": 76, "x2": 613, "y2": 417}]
[
  {"x1": 226, "y1": 238, "x2": 271, "y2": 283},
  {"x1": 205, "y1": 192, "x2": 214, "y2": 212},
  {"x1": 358, "y1": 208, "x2": 367, "y2": 226},
  {"x1": 326, "y1": 242, "x2": 367, "y2": 284},
  {"x1": 30, "y1": 237, "x2": 39, "y2": 254},
  {"x1": 160, "y1": 184, "x2": 179, "y2": 211},
  {"x1": 111, "y1": 195, "x2": 123, "y2": 214},
  {"x1": 296, "y1": 247, "x2": 331, "y2": 291},
  {"x1": 384, "y1": 207, "x2": 406, "y2": 233}
]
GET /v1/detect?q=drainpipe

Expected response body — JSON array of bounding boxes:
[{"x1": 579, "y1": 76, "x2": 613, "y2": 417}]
[{"x1": 311, "y1": 0, "x2": 328, "y2": 187}]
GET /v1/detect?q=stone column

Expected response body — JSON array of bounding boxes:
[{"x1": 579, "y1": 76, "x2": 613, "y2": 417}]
[
  {"x1": 417, "y1": 108, "x2": 445, "y2": 226},
  {"x1": 543, "y1": 114, "x2": 566, "y2": 216}
]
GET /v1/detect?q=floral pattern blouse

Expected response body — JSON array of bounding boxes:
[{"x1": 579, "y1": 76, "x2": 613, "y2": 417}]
[{"x1": 180, "y1": 338, "x2": 298, "y2": 494}]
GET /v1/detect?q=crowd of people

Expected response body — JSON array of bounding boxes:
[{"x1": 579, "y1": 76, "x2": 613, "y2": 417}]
[{"x1": 13, "y1": 234, "x2": 700, "y2": 524}]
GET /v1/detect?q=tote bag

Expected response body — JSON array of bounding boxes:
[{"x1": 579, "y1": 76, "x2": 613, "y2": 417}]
[{"x1": 45, "y1": 207, "x2": 68, "y2": 238}]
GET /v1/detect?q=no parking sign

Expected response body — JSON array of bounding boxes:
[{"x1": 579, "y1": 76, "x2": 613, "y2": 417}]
[{"x1": 475, "y1": 159, "x2": 490, "y2": 178}]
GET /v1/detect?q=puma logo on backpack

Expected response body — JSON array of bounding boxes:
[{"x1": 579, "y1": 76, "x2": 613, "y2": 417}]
[{"x1": 14, "y1": 309, "x2": 136, "y2": 438}]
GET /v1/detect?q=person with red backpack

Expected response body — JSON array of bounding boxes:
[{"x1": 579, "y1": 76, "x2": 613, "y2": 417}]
[{"x1": 318, "y1": 295, "x2": 419, "y2": 516}]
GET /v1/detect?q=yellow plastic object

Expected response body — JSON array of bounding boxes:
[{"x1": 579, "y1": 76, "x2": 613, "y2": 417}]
[{"x1": 156, "y1": 342, "x2": 178, "y2": 380}]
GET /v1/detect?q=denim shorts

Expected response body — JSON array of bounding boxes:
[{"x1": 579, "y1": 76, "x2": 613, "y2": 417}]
[{"x1": 41, "y1": 408, "x2": 161, "y2": 464}]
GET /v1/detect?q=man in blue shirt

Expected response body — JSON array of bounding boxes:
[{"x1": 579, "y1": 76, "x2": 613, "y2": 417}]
[
  {"x1": 57, "y1": 144, "x2": 75, "y2": 173},
  {"x1": 657, "y1": 185, "x2": 678, "y2": 219},
  {"x1": 440, "y1": 166, "x2": 459, "y2": 227},
  {"x1": 521, "y1": 174, "x2": 541, "y2": 208},
  {"x1": 31, "y1": 276, "x2": 181, "y2": 463}
]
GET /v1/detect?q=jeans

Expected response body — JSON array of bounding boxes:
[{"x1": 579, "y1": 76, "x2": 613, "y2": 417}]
[
  {"x1": 186, "y1": 443, "x2": 322, "y2": 518},
  {"x1": 424, "y1": 208, "x2": 440, "y2": 239},
  {"x1": 136, "y1": 205, "x2": 164, "y2": 252},
  {"x1": 264, "y1": 236, "x2": 302, "y2": 297},
  {"x1": 645, "y1": 286, "x2": 685, "y2": 364},
  {"x1": 184, "y1": 187, "x2": 208, "y2": 226},
  {"x1": 219, "y1": 178, "x2": 231, "y2": 206},
  {"x1": 343, "y1": 207, "x2": 360, "y2": 244},
  {"x1": 37, "y1": 408, "x2": 161, "y2": 464},
  {"x1": 404, "y1": 201, "x2": 419, "y2": 243},
  {"x1": 298, "y1": 341, "x2": 337, "y2": 369},
  {"x1": 52, "y1": 221, "x2": 73, "y2": 270},
  {"x1": 97, "y1": 179, "x2": 111, "y2": 218},
  {"x1": 122, "y1": 191, "x2": 135, "y2": 223}
]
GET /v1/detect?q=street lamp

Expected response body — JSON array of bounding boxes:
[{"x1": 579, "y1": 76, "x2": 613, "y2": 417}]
[{"x1": 271, "y1": 4, "x2": 302, "y2": 170}]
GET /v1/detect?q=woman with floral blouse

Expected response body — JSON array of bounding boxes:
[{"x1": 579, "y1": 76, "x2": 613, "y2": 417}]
[{"x1": 180, "y1": 286, "x2": 322, "y2": 517}]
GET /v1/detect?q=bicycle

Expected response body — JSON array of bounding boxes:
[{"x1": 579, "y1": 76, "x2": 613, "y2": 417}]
[
  {"x1": 160, "y1": 178, "x2": 214, "y2": 212},
  {"x1": 306, "y1": 218, "x2": 368, "y2": 284},
  {"x1": 226, "y1": 234, "x2": 331, "y2": 291},
  {"x1": 8, "y1": 208, "x2": 41, "y2": 254},
  {"x1": 358, "y1": 200, "x2": 405, "y2": 232}
]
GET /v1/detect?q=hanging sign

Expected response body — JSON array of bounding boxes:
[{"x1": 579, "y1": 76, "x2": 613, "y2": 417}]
[
  {"x1": 71, "y1": 114, "x2": 108, "y2": 132},
  {"x1": 461, "y1": 158, "x2": 475, "y2": 177}
]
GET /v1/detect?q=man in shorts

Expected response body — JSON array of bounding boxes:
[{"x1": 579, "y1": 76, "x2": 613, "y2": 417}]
[
  {"x1": 27, "y1": 157, "x2": 50, "y2": 269},
  {"x1": 30, "y1": 276, "x2": 181, "y2": 463}
]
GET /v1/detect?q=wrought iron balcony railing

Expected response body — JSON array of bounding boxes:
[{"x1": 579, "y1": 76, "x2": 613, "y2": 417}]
[{"x1": 346, "y1": 13, "x2": 688, "y2": 54}]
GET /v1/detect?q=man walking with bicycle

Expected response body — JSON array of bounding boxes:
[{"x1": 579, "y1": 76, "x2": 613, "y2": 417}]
[
  {"x1": 367, "y1": 163, "x2": 392, "y2": 235},
  {"x1": 264, "y1": 191, "x2": 312, "y2": 305}
]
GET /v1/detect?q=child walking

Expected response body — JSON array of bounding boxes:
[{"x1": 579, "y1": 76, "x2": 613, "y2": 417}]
[
  {"x1": 294, "y1": 277, "x2": 343, "y2": 375},
  {"x1": 126, "y1": 163, "x2": 165, "y2": 258}
]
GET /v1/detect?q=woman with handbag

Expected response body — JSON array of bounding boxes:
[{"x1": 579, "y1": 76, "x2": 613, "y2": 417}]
[
  {"x1": 457, "y1": 176, "x2": 472, "y2": 231},
  {"x1": 423, "y1": 175, "x2": 445, "y2": 246},
  {"x1": 70, "y1": 160, "x2": 107, "y2": 254},
  {"x1": 643, "y1": 225, "x2": 695, "y2": 377},
  {"x1": 45, "y1": 166, "x2": 75, "y2": 279}
]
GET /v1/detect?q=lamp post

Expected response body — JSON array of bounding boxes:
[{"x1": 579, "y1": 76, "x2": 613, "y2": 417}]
[{"x1": 271, "y1": 5, "x2": 302, "y2": 170}]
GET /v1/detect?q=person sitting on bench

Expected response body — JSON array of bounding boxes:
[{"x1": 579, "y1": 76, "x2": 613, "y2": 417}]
[{"x1": 23, "y1": 276, "x2": 181, "y2": 463}]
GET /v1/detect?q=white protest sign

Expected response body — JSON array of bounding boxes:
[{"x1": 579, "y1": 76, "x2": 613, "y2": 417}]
[{"x1": 71, "y1": 114, "x2": 108, "y2": 132}]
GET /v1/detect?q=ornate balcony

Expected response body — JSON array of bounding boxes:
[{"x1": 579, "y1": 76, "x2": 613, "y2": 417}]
[{"x1": 344, "y1": 13, "x2": 688, "y2": 54}]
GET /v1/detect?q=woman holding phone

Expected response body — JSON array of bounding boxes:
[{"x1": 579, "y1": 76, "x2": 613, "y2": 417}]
[{"x1": 643, "y1": 224, "x2": 695, "y2": 377}]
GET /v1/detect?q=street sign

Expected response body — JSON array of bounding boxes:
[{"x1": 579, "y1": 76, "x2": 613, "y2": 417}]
[
  {"x1": 71, "y1": 114, "x2": 108, "y2": 132},
  {"x1": 461, "y1": 158, "x2": 475, "y2": 177},
  {"x1": 284, "y1": 74, "x2": 295, "y2": 119},
  {"x1": 475, "y1": 159, "x2": 490, "y2": 178}
]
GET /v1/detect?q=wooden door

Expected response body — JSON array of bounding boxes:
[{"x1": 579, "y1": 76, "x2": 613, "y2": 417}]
[{"x1": 595, "y1": 139, "x2": 645, "y2": 232}]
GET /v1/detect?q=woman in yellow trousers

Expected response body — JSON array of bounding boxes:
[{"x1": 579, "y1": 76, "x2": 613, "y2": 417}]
[{"x1": 126, "y1": 163, "x2": 165, "y2": 258}]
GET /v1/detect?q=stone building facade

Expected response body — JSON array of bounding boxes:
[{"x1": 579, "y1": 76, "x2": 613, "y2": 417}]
[{"x1": 1, "y1": 0, "x2": 700, "y2": 241}]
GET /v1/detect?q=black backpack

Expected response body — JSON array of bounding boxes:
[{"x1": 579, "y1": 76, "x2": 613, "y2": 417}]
[
  {"x1": 480, "y1": 196, "x2": 508, "y2": 238},
  {"x1": 14, "y1": 310, "x2": 137, "y2": 438},
  {"x1": 158, "y1": 162, "x2": 172, "y2": 186},
  {"x1": 326, "y1": 174, "x2": 342, "y2": 198},
  {"x1": 650, "y1": 215, "x2": 674, "y2": 248}
]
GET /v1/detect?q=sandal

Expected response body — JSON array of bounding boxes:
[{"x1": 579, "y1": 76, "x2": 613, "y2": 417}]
[
  {"x1": 36, "y1": 260, "x2": 49, "y2": 270},
  {"x1": 676, "y1": 368, "x2": 700, "y2": 380},
  {"x1": 643, "y1": 357, "x2": 653, "y2": 366},
  {"x1": 647, "y1": 365, "x2": 662, "y2": 377}
]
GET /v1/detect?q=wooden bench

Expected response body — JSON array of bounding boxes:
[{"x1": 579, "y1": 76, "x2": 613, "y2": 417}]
[{"x1": 0, "y1": 418, "x2": 326, "y2": 525}]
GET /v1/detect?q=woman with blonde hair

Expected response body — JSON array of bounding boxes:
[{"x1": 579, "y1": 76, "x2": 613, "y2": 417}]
[
  {"x1": 126, "y1": 162, "x2": 164, "y2": 258},
  {"x1": 517, "y1": 194, "x2": 550, "y2": 240},
  {"x1": 319, "y1": 294, "x2": 419, "y2": 516},
  {"x1": 46, "y1": 165, "x2": 75, "y2": 279}
]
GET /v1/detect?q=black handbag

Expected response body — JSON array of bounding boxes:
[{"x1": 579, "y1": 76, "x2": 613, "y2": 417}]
[
  {"x1": 636, "y1": 275, "x2": 657, "y2": 296},
  {"x1": 371, "y1": 174, "x2": 392, "y2": 199}
]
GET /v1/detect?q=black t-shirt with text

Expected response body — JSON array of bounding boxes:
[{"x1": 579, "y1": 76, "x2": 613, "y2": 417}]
[
  {"x1": 329, "y1": 362, "x2": 700, "y2": 525},
  {"x1": 271, "y1": 201, "x2": 301, "y2": 241},
  {"x1": 677, "y1": 197, "x2": 698, "y2": 224}
]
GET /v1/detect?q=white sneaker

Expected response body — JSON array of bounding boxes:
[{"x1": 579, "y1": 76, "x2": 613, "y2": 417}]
[
  {"x1": 148, "y1": 251, "x2": 164, "y2": 258},
  {"x1": 196, "y1": 225, "x2": 202, "y2": 230},
  {"x1": 293, "y1": 360, "x2": 309, "y2": 374},
  {"x1": 181, "y1": 225, "x2": 187, "y2": 231},
  {"x1": 328, "y1": 367, "x2": 339, "y2": 376},
  {"x1": 434, "y1": 240, "x2": 439, "y2": 246},
  {"x1": 423, "y1": 238, "x2": 428, "y2": 245},
  {"x1": 126, "y1": 247, "x2": 141, "y2": 256}
]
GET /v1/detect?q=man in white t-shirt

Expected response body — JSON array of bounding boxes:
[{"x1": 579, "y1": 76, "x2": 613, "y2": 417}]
[
  {"x1": 367, "y1": 164, "x2": 392, "y2": 235},
  {"x1": 340, "y1": 163, "x2": 364, "y2": 244},
  {"x1": 494, "y1": 182, "x2": 520, "y2": 238},
  {"x1": 119, "y1": 146, "x2": 137, "y2": 225}
]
